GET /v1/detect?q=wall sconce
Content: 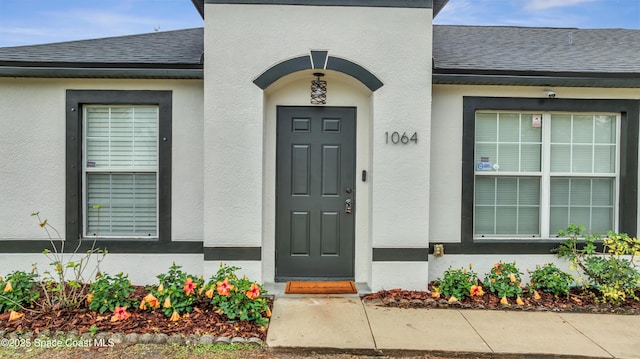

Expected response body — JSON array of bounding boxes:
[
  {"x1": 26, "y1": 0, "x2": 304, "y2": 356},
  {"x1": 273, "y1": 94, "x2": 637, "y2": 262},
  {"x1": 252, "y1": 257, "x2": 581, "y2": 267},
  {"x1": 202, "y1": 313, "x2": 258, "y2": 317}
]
[{"x1": 310, "y1": 72, "x2": 327, "y2": 105}]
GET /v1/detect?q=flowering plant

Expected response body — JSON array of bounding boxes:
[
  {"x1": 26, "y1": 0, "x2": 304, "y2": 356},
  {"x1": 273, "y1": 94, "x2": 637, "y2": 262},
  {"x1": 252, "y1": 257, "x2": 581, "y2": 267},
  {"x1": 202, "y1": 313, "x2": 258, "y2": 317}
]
[
  {"x1": 431, "y1": 265, "x2": 480, "y2": 301},
  {"x1": 0, "y1": 270, "x2": 40, "y2": 313},
  {"x1": 527, "y1": 263, "x2": 573, "y2": 297},
  {"x1": 144, "y1": 263, "x2": 204, "y2": 319},
  {"x1": 483, "y1": 261, "x2": 523, "y2": 300},
  {"x1": 87, "y1": 272, "x2": 138, "y2": 314},
  {"x1": 206, "y1": 263, "x2": 270, "y2": 326}
]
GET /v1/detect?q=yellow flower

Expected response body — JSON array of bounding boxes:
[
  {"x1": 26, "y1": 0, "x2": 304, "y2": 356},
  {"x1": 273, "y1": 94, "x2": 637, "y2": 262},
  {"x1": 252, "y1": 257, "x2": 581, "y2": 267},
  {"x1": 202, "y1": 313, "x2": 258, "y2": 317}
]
[
  {"x1": 205, "y1": 287, "x2": 214, "y2": 299},
  {"x1": 163, "y1": 297, "x2": 172, "y2": 308},
  {"x1": 3, "y1": 281, "x2": 13, "y2": 293},
  {"x1": 139, "y1": 301, "x2": 147, "y2": 310},
  {"x1": 143, "y1": 293, "x2": 160, "y2": 308},
  {"x1": 86, "y1": 292, "x2": 94, "y2": 303},
  {"x1": 431, "y1": 287, "x2": 440, "y2": 299},
  {"x1": 509, "y1": 273, "x2": 517, "y2": 283},
  {"x1": 8, "y1": 309, "x2": 24, "y2": 321},
  {"x1": 500, "y1": 296, "x2": 509, "y2": 305},
  {"x1": 169, "y1": 311, "x2": 181, "y2": 321},
  {"x1": 516, "y1": 296, "x2": 524, "y2": 306},
  {"x1": 157, "y1": 284, "x2": 164, "y2": 293},
  {"x1": 448, "y1": 296, "x2": 459, "y2": 303},
  {"x1": 533, "y1": 290, "x2": 541, "y2": 300}
]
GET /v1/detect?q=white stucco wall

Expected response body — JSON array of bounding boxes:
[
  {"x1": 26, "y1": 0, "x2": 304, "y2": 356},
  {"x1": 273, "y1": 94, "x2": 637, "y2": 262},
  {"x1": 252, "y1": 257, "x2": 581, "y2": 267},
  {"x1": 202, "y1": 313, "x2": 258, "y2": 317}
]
[
  {"x1": 429, "y1": 85, "x2": 640, "y2": 282},
  {"x1": 0, "y1": 78, "x2": 204, "y2": 242},
  {"x1": 204, "y1": 4, "x2": 433, "y2": 289}
]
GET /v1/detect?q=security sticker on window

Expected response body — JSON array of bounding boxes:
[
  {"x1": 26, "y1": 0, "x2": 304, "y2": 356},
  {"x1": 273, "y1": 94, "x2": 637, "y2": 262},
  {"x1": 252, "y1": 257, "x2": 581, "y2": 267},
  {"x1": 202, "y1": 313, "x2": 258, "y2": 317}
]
[
  {"x1": 532, "y1": 114, "x2": 542, "y2": 128},
  {"x1": 476, "y1": 157, "x2": 492, "y2": 171}
]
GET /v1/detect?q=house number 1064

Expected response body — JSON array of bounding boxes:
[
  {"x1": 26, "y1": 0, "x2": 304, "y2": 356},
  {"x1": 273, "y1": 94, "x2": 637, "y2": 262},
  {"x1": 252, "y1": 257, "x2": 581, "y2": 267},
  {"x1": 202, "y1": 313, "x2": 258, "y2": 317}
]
[{"x1": 385, "y1": 131, "x2": 418, "y2": 144}]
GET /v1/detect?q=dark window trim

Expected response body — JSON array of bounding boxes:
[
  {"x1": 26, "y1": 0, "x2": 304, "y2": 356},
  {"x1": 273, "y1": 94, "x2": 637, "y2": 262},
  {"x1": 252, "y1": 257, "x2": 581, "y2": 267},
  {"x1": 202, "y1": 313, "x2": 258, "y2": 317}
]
[
  {"x1": 63, "y1": 90, "x2": 202, "y2": 253},
  {"x1": 440, "y1": 97, "x2": 639, "y2": 255}
]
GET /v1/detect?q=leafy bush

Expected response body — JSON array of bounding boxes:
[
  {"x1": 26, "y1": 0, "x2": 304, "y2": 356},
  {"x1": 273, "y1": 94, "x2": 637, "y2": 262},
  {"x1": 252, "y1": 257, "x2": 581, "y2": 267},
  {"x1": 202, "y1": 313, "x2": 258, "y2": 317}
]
[
  {"x1": 87, "y1": 272, "x2": 138, "y2": 314},
  {"x1": 143, "y1": 263, "x2": 204, "y2": 319},
  {"x1": 0, "y1": 270, "x2": 40, "y2": 313},
  {"x1": 205, "y1": 263, "x2": 270, "y2": 326},
  {"x1": 528, "y1": 263, "x2": 573, "y2": 296},
  {"x1": 431, "y1": 266, "x2": 480, "y2": 300},
  {"x1": 483, "y1": 261, "x2": 523, "y2": 299},
  {"x1": 555, "y1": 224, "x2": 640, "y2": 304}
]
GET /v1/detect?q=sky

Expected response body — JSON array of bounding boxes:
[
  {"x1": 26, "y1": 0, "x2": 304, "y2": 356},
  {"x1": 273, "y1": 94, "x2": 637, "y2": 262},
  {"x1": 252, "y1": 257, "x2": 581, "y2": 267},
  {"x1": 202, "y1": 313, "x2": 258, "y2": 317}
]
[{"x1": 0, "y1": 0, "x2": 639, "y2": 48}]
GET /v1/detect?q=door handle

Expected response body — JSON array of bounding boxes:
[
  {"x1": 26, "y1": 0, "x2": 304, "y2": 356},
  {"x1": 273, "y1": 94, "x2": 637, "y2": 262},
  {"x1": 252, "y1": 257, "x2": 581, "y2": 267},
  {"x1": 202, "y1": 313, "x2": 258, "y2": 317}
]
[{"x1": 345, "y1": 199, "x2": 352, "y2": 214}]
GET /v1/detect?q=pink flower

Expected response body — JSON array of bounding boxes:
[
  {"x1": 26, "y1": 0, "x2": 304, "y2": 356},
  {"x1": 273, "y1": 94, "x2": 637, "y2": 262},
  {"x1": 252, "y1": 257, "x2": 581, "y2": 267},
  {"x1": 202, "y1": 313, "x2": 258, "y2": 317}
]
[
  {"x1": 216, "y1": 278, "x2": 234, "y2": 296},
  {"x1": 110, "y1": 306, "x2": 130, "y2": 321},
  {"x1": 183, "y1": 277, "x2": 196, "y2": 296},
  {"x1": 246, "y1": 283, "x2": 260, "y2": 299}
]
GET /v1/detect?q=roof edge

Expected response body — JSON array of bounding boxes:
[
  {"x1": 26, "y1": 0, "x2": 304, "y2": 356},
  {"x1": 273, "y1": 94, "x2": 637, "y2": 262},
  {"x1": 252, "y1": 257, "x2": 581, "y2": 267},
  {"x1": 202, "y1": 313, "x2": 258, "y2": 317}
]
[
  {"x1": 0, "y1": 67, "x2": 204, "y2": 79},
  {"x1": 204, "y1": 0, "x2": 433, "y2": 8},
  {"x1": 433, "y1": 73, "x2": 640, "y2": 88}
]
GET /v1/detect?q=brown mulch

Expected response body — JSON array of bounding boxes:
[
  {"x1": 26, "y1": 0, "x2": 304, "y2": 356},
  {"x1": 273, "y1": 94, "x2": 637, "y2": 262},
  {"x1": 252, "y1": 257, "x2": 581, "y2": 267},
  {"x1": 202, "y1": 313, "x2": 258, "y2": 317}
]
[
  {"x1": 362, "y1": 286, "x2": 640, "y2": 315},
  {"x1": 0, "y1": 286, "x2": 271, "y2": 340}
]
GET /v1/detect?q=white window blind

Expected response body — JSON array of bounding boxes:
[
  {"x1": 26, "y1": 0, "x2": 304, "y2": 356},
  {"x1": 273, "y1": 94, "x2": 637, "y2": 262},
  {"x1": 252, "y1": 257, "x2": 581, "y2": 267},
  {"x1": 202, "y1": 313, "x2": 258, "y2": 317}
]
[
  {"x1": 474, "y1": 112, "x2": 618, "y2": 238},
  {"x1": 84, "y1": 106, "x2": 159, "y2": 238}
]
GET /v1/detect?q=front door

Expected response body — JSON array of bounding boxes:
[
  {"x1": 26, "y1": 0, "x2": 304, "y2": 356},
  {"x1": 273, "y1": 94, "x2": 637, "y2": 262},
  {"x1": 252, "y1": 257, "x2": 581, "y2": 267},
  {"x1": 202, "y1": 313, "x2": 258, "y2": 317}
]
[{"x1": 275, "y1": 106, "x2": 356, "y2": 280}]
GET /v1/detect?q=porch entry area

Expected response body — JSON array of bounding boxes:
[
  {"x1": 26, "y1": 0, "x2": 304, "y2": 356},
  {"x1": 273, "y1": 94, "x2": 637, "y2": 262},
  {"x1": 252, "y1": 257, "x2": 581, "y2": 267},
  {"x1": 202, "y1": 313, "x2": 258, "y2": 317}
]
[{"x1": 275, "y1": 106, "x2": 356, "y2": 281}]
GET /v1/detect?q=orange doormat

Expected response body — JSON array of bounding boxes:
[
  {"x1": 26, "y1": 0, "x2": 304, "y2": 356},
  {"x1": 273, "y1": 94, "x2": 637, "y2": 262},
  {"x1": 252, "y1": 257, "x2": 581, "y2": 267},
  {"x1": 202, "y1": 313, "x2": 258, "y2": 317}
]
[{"x1": 285, "y1": 281, "x2": 357, "y2": 294}]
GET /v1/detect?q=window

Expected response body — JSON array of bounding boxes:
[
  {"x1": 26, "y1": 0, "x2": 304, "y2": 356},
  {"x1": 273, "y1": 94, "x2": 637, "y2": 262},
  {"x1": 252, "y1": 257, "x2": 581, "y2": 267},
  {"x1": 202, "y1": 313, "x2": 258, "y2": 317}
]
[
  {"x1": 66, "y1": 90, "x2": 172, "y2": 243},
  {"x1": 84, "y1": 106, "x2": 159, "y2": 237},
  {"x1": 461, "y1": 97, "x2": 638, "y2": 252},
  {"x1": 474, "y1": 112, "x2": 618, "y2": 238}
]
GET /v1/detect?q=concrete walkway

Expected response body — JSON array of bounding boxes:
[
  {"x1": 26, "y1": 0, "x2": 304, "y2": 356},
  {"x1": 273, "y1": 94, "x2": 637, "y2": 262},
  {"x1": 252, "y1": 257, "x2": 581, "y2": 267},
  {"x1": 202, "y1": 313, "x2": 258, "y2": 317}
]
[{"x1": 266, "y1": 296, "x2": 640, "y2": 358}]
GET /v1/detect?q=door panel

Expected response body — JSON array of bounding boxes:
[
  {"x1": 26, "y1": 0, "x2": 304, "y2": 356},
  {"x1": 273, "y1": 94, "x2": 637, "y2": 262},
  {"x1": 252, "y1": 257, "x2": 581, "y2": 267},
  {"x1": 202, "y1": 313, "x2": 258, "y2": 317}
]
[{"x1": 276, "y1": 106, "x2": 356, "y2": 280}]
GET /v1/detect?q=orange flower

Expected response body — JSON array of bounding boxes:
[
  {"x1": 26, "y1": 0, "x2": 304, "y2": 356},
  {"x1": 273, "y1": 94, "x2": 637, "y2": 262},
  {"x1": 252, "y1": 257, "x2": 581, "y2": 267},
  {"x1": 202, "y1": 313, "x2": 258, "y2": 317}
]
[
  {"x1": 157, "y1": 284, "x2": 164, "y2": 293},
  {"x1": 500, "y1": 296, "x2": 509, "y2": 305},
  {"x1": 169, "y1": 311, "x2": 181, "y2": 321},
  {"x1": 39, "y1": 220, "x2": 47, "y2": 228},
  {"x1": 8, "y1": 309, "x2": 24, "y2": 321},
  {"x1": 516, "y1": 296, "x2": 524, "y2": 306},
  {"x1": 493, "y1": 263, "x2": 500, "y2": 269},
  {"x1": 163, "y1": 297, "x2": 172, "y2": 308},
  {"x1": 216, "y1": 278, "x2": 234, "y2": 296},
  {"x1": 110, "y1": 306, "x2": 130, "y2": 322},
  {"x1": 183, "y1": 277, "x2": 196, "y2": 296},
  {"x1": 470, "y1": 285, "x2": 485, "y2": 297},
  {"x1": 3, "y1": 281, "x2": 13, "y2": 293},
  {"x1": 246, "y1": 283, "x2": 260, "y2": 299},
  {"x1": 509, "y1": 273, "x2": 517, "y2": 283},
  {"x1": 265, "y1": 307, "x2": 272, "y2": 318},
  {"x1": 86, "y1": 292, "x2": 94, "y2": 303},
  {"x1": 431, "y1": 288, "x2": 441, "y2": 299},
  {"x1": 139, "y1": 301, "x2": 147, "y2": 310},
  {"x1": 205, "y1": 287, "x2": 214, "y2": 299},
  {"x1": 447, "y1": 296, "x2": 459, "y2": 303},
  {"x1": 533, "y1": 290, "x2": 541, "y2": 300},
  {"x1": 143, "y1": 293, "x2": 160, "y2": 308}
]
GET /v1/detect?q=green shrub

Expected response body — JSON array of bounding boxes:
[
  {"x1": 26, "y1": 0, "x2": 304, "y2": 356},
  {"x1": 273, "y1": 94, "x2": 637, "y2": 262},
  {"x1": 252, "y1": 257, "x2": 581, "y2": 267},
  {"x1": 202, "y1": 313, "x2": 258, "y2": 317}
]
[
  {"x1": 0, "y1": 270, "x2": 40, "y2": 313},
  {"x1": 432, "y1": 266, "x2": 479, "y2": 300},
  {"x1": 205, "y1": 263, "x2": 270, "y2": 326},
  {"x1": 145, "y1": 263, "x2": 204, "y2": 318},
  {"x1": 87, "y1": 272, "x2": 138, "y2": 313},
  {"x1": 483, "y1": 261, "x2": 523, "y2": 299},
  {"x1": 528, "y1": 263, "x2": 573, "y2": 296},
  {"x1": 555, "y1": 224, "x2": 640, "y2": 304}
]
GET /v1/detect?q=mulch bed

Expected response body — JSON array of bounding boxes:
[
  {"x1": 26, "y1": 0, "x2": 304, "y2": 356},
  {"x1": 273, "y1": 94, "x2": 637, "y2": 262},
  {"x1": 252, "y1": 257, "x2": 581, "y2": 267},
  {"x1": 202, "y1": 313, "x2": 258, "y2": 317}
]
[
  {"x1": 362, "y1": 287, "x2": 640, "y2": 315},
  {"x1": 0, "y1": 286, "x2": 271, "y2": 340}
]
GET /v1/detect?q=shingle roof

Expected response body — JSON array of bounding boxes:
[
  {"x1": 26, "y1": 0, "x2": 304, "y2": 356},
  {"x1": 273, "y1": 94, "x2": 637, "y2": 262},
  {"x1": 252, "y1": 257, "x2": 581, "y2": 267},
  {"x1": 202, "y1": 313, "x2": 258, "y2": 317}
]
[
  {"x1": 433, "y1": 25, "x2": 640, "y2": 75},
  {"x1": 0, "y1": 28, "x2": 203, "y2": 66}
]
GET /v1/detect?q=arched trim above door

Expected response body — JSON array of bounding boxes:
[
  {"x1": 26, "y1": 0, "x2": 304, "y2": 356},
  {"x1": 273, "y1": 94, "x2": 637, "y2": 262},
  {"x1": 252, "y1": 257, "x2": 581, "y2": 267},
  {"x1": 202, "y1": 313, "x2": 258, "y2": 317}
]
[{"x1": 253, "y1": 50, "x2": 384, "y2": 91}]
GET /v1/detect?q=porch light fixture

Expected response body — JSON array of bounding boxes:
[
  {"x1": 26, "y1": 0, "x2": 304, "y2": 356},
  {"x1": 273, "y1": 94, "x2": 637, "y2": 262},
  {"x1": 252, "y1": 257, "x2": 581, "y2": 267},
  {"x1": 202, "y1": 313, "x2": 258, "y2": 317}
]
[{"x1": 310, "y1": 72, "x2": 327, "y2": 105}]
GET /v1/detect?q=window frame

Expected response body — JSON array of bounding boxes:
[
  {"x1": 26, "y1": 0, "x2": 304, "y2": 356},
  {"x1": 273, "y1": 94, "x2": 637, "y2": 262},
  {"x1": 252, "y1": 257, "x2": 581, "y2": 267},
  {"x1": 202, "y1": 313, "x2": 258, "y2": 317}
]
[
  {"x1": 459, "y1": 97, "x2": 638, "y2": 254},
  {"x1": 473, "y1": 111, "x2": 621, "y2": 239},
  {"x1": 66, "y1": 90, "x2": 172, "y2": 244}
]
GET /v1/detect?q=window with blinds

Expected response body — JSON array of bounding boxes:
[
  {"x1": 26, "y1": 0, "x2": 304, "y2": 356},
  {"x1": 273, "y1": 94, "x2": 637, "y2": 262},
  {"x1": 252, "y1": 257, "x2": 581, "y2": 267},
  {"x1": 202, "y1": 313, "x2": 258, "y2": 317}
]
[
  {"x1": 83, "y1": 106, "x2": 159, "y2": 238},
  {"x1": 474, "y1": 111, "x2": 619, "y2": 238}
]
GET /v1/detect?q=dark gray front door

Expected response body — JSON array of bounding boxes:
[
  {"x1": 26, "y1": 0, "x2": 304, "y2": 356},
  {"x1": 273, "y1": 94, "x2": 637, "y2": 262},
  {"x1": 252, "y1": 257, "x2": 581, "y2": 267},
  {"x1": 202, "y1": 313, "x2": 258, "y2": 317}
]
[{"x1": 276, "y1": 106, "x2": 356, "y2": 280}]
